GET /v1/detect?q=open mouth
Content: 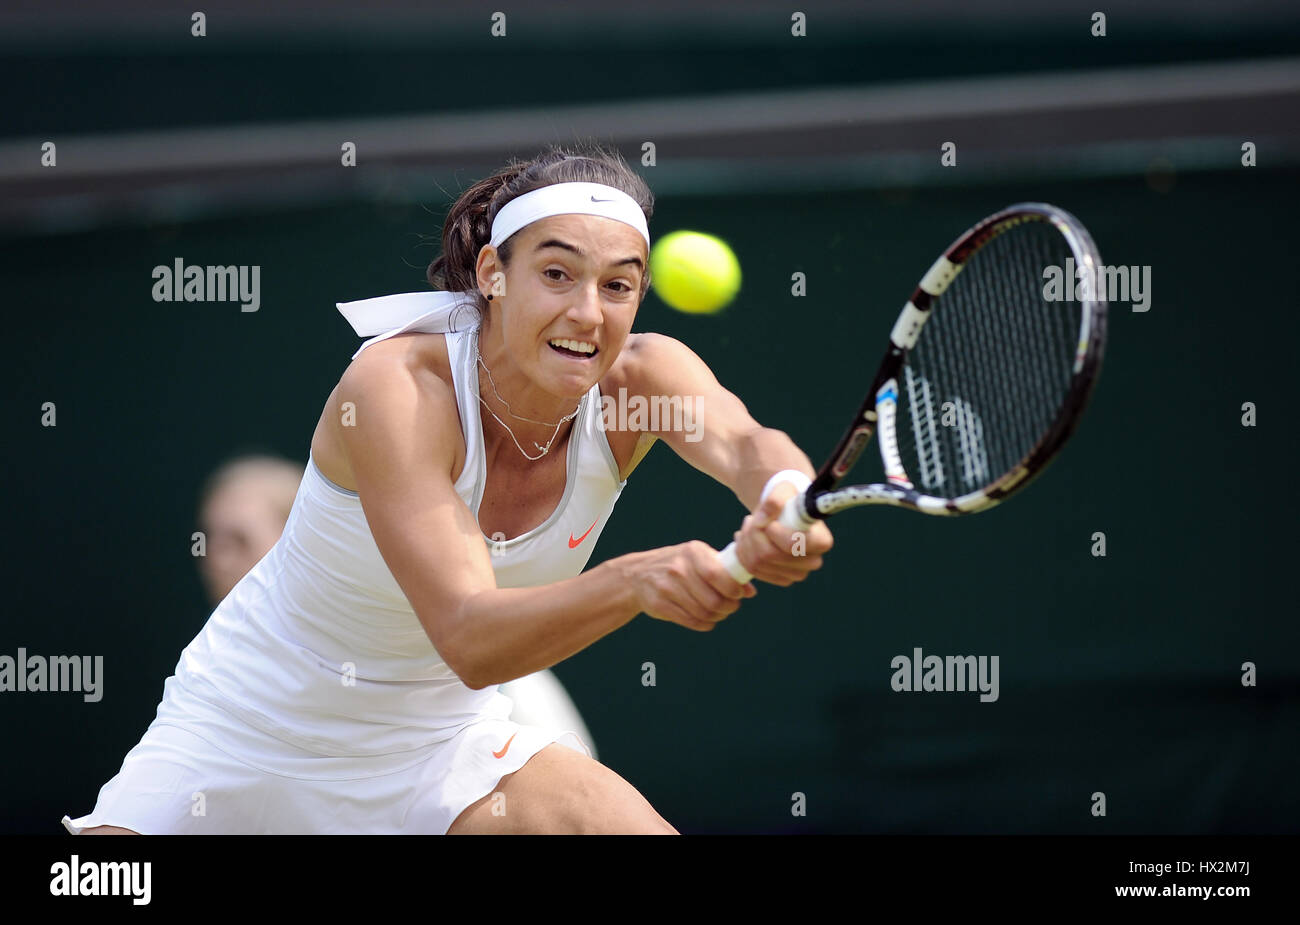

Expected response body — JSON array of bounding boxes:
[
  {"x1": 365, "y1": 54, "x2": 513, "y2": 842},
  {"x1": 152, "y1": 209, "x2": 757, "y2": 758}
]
[{"x1": 548, "y1": 338, "x2": 599, "y2": 359}]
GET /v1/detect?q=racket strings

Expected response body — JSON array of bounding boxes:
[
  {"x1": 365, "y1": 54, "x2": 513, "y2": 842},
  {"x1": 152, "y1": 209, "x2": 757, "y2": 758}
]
[{"x1": 897, "y1": 220, "x2": 1082, "y2": 497}]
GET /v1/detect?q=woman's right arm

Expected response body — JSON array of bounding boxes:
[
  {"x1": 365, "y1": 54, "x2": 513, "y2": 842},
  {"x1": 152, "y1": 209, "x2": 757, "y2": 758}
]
[{"x1": 332, "y1": 345, "x2": 754, "y2": 690}]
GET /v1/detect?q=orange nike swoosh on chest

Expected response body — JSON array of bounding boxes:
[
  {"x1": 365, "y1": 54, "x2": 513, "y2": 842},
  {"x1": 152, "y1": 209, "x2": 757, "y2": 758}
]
[{"x1": 568, "y1": 519, "x2": 599, "y2": 548}]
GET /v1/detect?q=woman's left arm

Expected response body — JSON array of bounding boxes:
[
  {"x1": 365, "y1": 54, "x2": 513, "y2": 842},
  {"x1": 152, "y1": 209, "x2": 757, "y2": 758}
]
[{"x1": 624, "y1": 333, "x2": 833, "y2": 586}]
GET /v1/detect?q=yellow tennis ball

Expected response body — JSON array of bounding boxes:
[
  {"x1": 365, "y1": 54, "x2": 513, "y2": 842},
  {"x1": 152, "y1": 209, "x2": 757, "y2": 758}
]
[{"x1": 649, "y1": 231, "x2": 742, "y2": 314}]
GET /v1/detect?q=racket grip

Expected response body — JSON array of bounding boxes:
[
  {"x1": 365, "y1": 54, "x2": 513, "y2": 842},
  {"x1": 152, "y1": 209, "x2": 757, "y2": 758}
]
[
  {"x1": 715, "y1": 492, "x2": 816, "y2": 584},
  {"x1": 717, "y1": 541, "x2": 752, "y2": 583}
]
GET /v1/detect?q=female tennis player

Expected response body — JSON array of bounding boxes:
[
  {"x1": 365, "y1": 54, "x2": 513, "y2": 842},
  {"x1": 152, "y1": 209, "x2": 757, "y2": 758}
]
[{"x1": 63, "y1": 145, "x2": 833, "y2": 835}]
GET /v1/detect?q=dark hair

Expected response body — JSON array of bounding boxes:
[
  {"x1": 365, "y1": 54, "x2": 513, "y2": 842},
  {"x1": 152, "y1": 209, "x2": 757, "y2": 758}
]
[{"x1": 427, "y1": 142, "x2": 654, "y2": 327}]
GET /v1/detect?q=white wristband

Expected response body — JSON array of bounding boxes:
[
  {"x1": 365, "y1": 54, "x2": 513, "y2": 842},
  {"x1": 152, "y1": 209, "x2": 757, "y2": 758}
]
[{"x1": 758, "y1": 469, "x2": 813, "y2": 506}]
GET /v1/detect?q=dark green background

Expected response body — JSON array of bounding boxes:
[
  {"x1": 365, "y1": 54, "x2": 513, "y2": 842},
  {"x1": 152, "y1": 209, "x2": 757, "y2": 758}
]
[{"x1": 2, "y1": 11, "x2": 1297, "y2": 833}]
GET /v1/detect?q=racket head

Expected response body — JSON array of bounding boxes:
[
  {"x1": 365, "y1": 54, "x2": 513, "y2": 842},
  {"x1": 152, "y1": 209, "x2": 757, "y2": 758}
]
[{"x1": 813, "y1": 202, "x2": 1107, "y2": 517}]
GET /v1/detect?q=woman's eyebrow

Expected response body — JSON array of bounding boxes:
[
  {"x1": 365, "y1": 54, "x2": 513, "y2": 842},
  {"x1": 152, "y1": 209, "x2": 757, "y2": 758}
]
[{"x1": 534, "y1": 238, "x2": 644, "y2": 272}]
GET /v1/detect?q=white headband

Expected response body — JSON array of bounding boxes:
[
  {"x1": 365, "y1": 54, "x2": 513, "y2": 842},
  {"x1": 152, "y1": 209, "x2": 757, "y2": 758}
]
[
  {"x1": 489, "y1": 181, "x2": 650, "y2": 250},
  {"x1": 336, "y1": 183, "x2": 649, "y2": 358}
]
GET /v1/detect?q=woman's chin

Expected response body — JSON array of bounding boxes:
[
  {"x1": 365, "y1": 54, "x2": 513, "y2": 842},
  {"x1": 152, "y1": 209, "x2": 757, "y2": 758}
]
[{"x1": 542, "y1": 351, "x2": 601, "y2": 394}]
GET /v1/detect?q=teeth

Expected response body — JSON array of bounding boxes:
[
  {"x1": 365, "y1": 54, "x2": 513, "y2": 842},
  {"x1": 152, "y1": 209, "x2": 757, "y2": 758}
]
[{"x1": 549, "y1": 338, "x2": 597, "y2": 355}]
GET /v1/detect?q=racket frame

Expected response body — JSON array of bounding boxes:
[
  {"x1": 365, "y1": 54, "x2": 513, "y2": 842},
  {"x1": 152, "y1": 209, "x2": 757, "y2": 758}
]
[{"x1": 801, "y1": 201, "x2": 1108, "y2": 521}]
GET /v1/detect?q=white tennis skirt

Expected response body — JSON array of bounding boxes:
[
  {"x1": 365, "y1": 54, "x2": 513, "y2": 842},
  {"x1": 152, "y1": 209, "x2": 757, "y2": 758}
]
[{"x1": 62, "y1": 676, "x2": 590, "y2": 835}]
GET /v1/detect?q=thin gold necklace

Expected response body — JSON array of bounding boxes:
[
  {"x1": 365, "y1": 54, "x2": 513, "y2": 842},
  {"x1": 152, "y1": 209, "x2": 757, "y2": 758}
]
[{"x1": 475, "y1": 333, "x2": 583, "y2": 461}]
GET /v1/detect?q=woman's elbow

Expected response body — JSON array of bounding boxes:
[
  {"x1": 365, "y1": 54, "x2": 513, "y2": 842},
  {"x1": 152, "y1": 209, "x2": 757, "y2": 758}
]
[
  {"x1": 421, "y1": 617, "x2": 487, "y2": 690},
  {"x1": 437, "y1": 642, "x2": 490, "y2": 690},
  {"x1": 429, "y1": 634, "x2": 481, "y2": 689},
  {"x1": 457, "y1": 664, "x2": 493, "y2": 691}
]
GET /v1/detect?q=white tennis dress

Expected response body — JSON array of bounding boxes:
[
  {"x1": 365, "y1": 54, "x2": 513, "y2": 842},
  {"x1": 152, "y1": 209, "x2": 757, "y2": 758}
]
[{"x1": 63, "y1": 291, "x2": 629, "y2": 834}]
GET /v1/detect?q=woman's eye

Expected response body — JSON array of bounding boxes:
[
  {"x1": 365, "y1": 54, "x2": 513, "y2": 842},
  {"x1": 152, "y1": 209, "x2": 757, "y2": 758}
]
[
  {"x1": 544, "y1": 269, "x2": 566, "y2": 281},
  {"x1": 607, "y1": 281, "x2": 630, "y2": 293}
]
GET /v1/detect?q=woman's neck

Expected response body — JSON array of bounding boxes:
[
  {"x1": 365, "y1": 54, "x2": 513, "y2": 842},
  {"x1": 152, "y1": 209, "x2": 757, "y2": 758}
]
[{"x1": 474, "y1": 330, "x2": 583, "y2": 462}]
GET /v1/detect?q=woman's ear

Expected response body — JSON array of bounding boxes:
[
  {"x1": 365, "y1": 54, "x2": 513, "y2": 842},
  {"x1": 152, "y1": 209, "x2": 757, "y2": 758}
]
[{"x1": 475, "y1": 246, "x2": 508, "y2": 301}]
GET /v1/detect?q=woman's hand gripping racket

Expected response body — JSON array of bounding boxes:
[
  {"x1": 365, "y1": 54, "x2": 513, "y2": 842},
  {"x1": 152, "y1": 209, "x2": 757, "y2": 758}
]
[{"x1": 718, "y1": 202, "x2": 1108, "y2": 583}]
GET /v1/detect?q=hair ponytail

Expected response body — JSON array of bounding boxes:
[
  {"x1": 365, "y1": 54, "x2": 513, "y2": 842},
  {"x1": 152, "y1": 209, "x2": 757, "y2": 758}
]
[{"x1": 426, "y1": 165, "x2": 526, "y2": 295}]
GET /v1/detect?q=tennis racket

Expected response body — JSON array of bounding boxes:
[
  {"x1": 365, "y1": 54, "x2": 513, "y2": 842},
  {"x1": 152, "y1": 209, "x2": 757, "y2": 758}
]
[{"x1": 718, "y1": 201, "x2": 1107, "y2": 583}]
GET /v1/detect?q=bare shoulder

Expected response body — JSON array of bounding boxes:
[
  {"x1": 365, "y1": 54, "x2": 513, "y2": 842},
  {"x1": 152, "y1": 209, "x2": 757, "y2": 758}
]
[
  {"x1": 312, "y1": 333, "x2": 466, "y2": 492},
  {"x1": 338, "y1": 332, "x2": 456, "y2": 403},
  {"x1": 604, "y1": 332, "x2": 702, "y2": 393},
  {"x1": 598, "y1": 333, "x2": 725, "y2": 478}
]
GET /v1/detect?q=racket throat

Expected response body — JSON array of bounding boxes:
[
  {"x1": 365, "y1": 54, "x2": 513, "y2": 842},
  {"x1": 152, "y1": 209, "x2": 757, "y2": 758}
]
[{"x1": 876, "y1": 378, "x2": 914, "y2": 489}]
